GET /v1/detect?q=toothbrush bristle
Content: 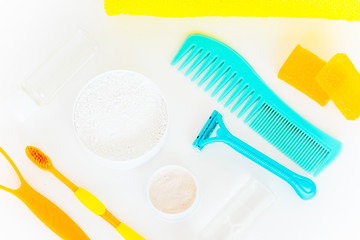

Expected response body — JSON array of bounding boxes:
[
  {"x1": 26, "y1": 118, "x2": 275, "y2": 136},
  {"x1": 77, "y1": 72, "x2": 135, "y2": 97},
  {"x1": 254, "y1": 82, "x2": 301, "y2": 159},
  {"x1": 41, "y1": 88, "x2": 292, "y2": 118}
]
[{"x1": 26, "y1": 146, "x2": 53, "y2": 170}]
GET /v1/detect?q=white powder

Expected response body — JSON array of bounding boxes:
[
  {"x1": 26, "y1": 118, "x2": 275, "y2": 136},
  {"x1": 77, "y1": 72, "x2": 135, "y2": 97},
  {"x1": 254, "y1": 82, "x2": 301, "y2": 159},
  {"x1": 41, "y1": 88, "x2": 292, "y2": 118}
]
[
  {"x1": 149, "y1": 167, "x2": 198, "y2": 214},
  {"x1": 74, "y1": 70, "x2": 168, "y2": 161}
]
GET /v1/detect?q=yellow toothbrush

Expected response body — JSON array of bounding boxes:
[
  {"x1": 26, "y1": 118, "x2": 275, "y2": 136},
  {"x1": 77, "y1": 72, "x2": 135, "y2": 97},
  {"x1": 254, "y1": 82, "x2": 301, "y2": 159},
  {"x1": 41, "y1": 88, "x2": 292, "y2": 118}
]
[{"x1": 25, "y1": 146, "x2": 145, "y2": 240}]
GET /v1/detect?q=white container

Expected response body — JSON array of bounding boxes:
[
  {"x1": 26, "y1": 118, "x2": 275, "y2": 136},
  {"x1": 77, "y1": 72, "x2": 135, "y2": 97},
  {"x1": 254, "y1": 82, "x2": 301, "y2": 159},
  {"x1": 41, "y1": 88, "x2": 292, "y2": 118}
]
[
  {"x1": 73, "y1": 70, "x2": 168, "y2": 169},
  {"x1": 8, "y1": 30, "x2": 97, "y2": 122},
  {"x1": 23, "y1": 30, "x2": 98, "y2": 105},
  {"x1": 146, "y1": 165, "x2": 200, "y2": 221},
  {"x1": 199, "y1": 177, "x2": 274, "y2": 240}
]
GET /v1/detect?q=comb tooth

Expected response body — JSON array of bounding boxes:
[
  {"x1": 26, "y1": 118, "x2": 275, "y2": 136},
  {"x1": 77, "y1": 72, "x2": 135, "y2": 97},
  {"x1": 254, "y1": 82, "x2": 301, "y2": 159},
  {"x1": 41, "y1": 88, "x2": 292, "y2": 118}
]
[
  {"x1": 198, "y1": 60, "x2": 224, "y2": 87},
  {"x1": 255, "y1": 106, "x2": 274, "y2": 135},
  {"x1": 304, "y1": 147, "x2": 327, "y2": 172},
  {"x1": 237, "y1": 94, "x2": 259, "y2": 118},
  {"x1": 248, "y1": 103, "x2": 330, "y2": 175},
  {"x1": 204, "y1": 66, "x2": 230, "y2": 92},
  {"x1": 308, "y1": 151, "x2": 329, "y2": 173},
  {"x1": 278, "y1": 124, "x2": 298, "y2": 153},
  {"x1": 266, "y1": 114, "x2": 286, "y2": 144},
  {"x1": 273, "y1": 119, "x2": 294, "y2": 151},
  {"x1": 303, "y1": 146, "x2": 323, "y2": 172},
  {"x1": 231, "y1": 89, "x2": 253, "y2": 113},
  {"x1": 289, "y1": 132, "x2": 310, "y2": 160},
  {"x1": 262, "y1": 111, "x2": 279, "y2": 139},
  {"x1": 212, "y1": 72, "x2": 236, "y2": 98},
  {"x1": 286, "y1": 131, "x2": 307, "y2": 159},
  {"x1": 273, "y1": 119, "x2": 295, "y2": 149},
  {"x1": 249, "y1": 104, "x2": 267, "y2": 129},
  {"x1": 250, "y1": 105, "x2": 270, "y2": 131},
  {"x1": 254, "y1": 111, "x2": 273, "y2": 136},
  {"x1": 294, "y1": 137, "x2": 314, "y2": 163},
  {"x1": 281, "y1": 128, "x2": 299, "y2": 155},
  {"x1": 299, "y1": 140, "x2": 321, "y2": 167},
  {"x1": 192, "y1": 56, "x2": 217, "y2": 81},
  {"x1": 258, "y1": 108, "x2": 281, "y2": 138},
  {"x1": 244, "y1": 99, "x2": 263, "y2": 124},
  {"x1": 266, "y1": 113, "x2": 287, "y2": 144},
  {"x1": 303, "y1": 150, "x2": 323, "y2": 173},
  {"x1": 224, "y1": 82, "x2": 247, "y2": 108},
  {"x1": 287, "y1": 132, "x2": 308, "y2": 161},
  {"x1": 250, "y1": 104, "x2": 271, "y2": 131},
  {"x1": 312, "y1": 151, "x2": 331, "y2": 176},
  {"x1": 185, "y1": 51, "x2": 210, "y2": 76},
  {"x1": 267, "y1": 123, "x2": 283, "y2": 146},
  {"x1": 171, "y1": 44, "x2": 195, "y2": 65},
  {"x1": 218, "y1": 77, "x2": 241, "y2": 102},
  {"x1": 244, "y1": 100, "x2": 265, "y2": 124},
  {"x1": 282, "y1": 128, "x2": 302, "y2": 156},
  {"x1": 178, "y1": 48, "x2": 203, "y2": 71},
  {"x1": 296, "y1": 139, "x2": 317, "y2": 165}
]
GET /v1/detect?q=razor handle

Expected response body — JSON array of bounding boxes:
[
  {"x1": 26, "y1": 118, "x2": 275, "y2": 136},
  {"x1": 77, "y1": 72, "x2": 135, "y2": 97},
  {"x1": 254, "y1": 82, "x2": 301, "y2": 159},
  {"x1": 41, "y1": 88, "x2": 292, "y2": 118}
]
[{"x1": 216, "y1": 128, "x2": 316, "y2": 200}]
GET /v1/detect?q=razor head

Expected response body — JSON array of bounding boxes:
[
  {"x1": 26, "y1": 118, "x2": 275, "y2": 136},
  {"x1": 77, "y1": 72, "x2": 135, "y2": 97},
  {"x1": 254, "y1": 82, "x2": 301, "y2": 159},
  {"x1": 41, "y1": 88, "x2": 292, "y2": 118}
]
[{"x1": 193, "y1": 110, "x2": 221, "y2": 151}]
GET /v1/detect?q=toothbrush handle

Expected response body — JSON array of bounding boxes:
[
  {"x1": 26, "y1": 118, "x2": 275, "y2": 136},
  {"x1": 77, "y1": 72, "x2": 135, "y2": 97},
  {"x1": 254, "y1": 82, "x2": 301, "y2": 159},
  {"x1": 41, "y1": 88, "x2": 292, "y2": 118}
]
[
  {"x1": 223, "y1": 134, "x2": 316, "y2": 200},
  {"x1": 14, "y1": 182, "x2": 89, "y2": 240},
  {"x1": 74, "y1": 187, "x2": 145, "y2": 240}
]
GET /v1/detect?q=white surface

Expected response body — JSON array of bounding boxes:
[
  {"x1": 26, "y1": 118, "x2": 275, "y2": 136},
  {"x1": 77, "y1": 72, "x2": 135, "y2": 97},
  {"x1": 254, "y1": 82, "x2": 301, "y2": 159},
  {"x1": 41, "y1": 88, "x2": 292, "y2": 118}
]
[{"x1": 0, "y1": 0, "x2": 359, "y2": 240}]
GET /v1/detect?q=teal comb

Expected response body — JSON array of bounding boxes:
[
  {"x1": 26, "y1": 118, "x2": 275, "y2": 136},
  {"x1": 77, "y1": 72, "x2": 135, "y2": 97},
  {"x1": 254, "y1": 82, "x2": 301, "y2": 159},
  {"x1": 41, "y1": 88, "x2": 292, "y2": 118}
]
[{"x1": 171, "y1": 33, "x2": 342, "y2": 176}]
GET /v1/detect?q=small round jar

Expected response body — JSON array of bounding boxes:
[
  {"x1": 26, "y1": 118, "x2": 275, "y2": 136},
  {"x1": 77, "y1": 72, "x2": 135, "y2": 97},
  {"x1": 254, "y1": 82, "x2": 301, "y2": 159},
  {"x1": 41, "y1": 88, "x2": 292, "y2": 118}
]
[{"x1": 146, "y1": 165, "x2": 200, "y2": 221}]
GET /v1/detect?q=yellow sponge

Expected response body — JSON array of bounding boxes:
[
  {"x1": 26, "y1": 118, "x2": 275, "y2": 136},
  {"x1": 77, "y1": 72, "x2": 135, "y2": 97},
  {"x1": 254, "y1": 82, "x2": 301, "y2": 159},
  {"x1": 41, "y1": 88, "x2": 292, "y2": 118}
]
[
  {"x1": 316, "y1": 53, "x2": 360, "y2": 120},
  {"x1": 104, "y1": 0, "x2": 360, "y2": 21},
  {"x1": 278, "y1": 45, "x2": 329, "y2": 106}
]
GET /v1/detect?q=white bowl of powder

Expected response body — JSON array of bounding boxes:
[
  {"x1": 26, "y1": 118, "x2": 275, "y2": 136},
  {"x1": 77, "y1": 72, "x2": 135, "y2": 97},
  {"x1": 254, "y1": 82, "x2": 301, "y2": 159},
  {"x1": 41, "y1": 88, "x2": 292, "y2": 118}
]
[
  {"x1": 147, "y1": 165, "x2": 200, "y2": 221},
  {"x1": 73, "y1": 70, "x2": 168, "y2": 169}
]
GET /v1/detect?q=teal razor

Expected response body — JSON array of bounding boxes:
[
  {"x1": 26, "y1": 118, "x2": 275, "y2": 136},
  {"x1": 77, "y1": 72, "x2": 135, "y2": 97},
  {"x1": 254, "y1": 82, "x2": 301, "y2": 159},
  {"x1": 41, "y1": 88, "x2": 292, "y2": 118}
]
[{"x1": 193, "y1": 110, "x2": 316, "y2": 200}]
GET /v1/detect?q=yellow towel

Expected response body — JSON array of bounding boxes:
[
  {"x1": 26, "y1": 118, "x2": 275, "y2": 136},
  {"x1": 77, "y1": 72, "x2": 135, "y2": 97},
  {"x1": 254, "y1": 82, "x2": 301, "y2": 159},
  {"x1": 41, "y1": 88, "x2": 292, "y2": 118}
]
[{"x1": 104, "y1": 0, "x2": 360, "y2": 21}]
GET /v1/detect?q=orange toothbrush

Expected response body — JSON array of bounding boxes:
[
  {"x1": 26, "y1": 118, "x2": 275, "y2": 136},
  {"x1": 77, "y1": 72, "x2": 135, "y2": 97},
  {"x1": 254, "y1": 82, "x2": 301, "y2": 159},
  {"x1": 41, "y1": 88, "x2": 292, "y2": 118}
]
[
  {"x1": 0, "y1": 147, "x2": 89, "y2": 240},
  {"x1": 25, "y1": 146, "x2": 145, "y2": 240}
]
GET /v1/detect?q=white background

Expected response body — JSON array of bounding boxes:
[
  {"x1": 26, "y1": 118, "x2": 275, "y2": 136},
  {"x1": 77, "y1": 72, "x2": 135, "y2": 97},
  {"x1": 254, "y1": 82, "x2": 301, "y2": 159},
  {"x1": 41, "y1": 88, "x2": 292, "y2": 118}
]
[{"x1": 0, "y1": 0, "x2": 359, "y2": 239}]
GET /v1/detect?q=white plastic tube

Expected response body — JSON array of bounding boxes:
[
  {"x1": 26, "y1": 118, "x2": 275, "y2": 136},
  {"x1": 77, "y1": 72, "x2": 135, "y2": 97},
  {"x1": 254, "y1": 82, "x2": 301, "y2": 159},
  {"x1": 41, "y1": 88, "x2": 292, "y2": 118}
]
[
  {"x1": 22, "y1": 29, "x2": 97, "y2": 105},
  {"x1": 200, "y1": 177, "x2": 274, "y2": 240}
]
